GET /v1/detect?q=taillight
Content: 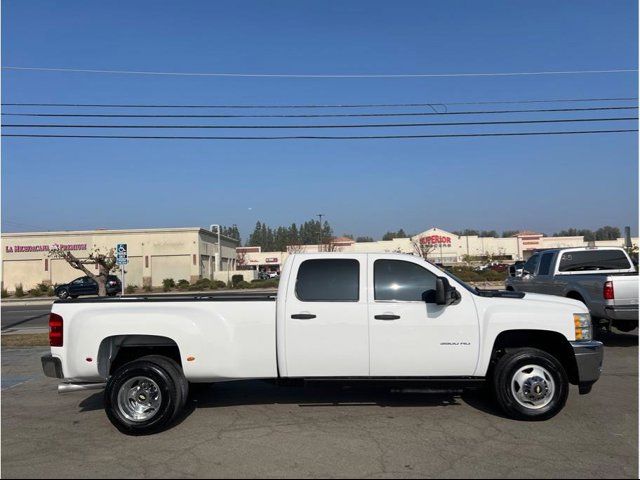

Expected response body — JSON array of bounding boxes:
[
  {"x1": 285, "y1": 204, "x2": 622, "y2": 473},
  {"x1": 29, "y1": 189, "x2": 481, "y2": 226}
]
[
  {"x1": 603, "y1": 281, "x2": 615, "y2": 300},
  {"x1": 49, "y1": 313, "x2": 63, "y2": 347}
]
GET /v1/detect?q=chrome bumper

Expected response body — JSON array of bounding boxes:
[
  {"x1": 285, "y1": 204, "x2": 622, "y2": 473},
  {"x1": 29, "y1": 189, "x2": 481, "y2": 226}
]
[{"x1": 605, "y1": 305, "x2": 639, "y2": 321}]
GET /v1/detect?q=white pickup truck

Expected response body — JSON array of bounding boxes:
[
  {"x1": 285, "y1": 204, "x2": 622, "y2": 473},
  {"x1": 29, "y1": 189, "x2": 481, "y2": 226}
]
[{"x1": 42, "y1": 253, "x2": 603, "y2": 435}]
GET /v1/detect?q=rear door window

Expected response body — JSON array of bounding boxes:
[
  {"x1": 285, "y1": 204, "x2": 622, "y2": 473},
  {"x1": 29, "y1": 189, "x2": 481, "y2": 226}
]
[
  {"x1": 538, "y1": 253, "x2": 555, "y2": 276},
  {"x1": 559, "y1": 250, "x2": 632, "y2": 272},
  {"x1": 295, "y1": 259, "x2": 360, "y2": 302}
]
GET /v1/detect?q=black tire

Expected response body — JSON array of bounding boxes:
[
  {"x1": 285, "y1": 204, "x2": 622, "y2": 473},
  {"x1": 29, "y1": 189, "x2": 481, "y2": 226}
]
[
  {"x1": 492, "y1": 348, "x2": 569, "y2": 421},
  {"x1": 140, "y1": 355, "x2": 189, "y2": 410},
  {"x1": 57, "y1": 288, "x2": 69, "y2": 299},
  {"x1": 104, "y1": 356, "x2": 187, "y2": 435}
]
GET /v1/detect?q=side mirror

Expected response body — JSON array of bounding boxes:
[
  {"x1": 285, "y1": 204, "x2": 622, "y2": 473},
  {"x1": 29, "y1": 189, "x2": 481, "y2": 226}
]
[{"x1": 435, "y1": 276, "x2": 461, "y2": 306}]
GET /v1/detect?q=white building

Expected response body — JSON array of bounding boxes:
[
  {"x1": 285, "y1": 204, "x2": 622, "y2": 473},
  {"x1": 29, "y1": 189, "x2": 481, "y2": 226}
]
[{"x1": 238, "y1": 227, "x2": 637, "y2": 271}]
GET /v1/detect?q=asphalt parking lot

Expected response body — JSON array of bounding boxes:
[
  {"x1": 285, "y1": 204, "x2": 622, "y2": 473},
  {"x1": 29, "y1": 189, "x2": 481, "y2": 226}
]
[{"x1": 1, "y1": 332, "x2": 637, "y2": 479}]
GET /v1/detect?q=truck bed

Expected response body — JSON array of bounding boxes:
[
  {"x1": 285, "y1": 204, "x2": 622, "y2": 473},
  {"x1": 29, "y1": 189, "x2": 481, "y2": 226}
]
[{"x1": 54, "y1": 292, "x2": 277, "y2": 303}]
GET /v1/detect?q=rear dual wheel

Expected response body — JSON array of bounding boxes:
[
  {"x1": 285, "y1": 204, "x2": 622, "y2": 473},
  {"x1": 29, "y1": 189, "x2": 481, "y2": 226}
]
[{"x1": 105, "y1": 355, "x2": 188, "y2": 435}]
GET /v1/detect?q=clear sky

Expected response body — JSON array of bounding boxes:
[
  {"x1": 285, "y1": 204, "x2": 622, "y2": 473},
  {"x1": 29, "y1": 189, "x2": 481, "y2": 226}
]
[{"x1": 2, "y1": 0, "x2": 638, "y2": 240}]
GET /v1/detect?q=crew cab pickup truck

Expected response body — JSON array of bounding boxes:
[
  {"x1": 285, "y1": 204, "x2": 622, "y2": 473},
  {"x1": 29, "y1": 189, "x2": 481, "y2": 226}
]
[
  {"x1": 505, "y1": 247, "x2": 638, "y2": 332},
  {"x1": 42, "y1": 253, "x2": 603, "y2": 435}
]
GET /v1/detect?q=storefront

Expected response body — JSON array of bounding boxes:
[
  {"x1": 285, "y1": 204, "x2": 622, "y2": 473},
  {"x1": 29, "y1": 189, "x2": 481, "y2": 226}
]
[{"x1": 1, "y1": 227, "x2": 240, "y2": 292}]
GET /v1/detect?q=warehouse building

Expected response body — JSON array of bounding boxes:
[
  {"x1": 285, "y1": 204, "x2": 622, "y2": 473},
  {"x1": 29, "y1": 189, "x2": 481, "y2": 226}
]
[{"x1": 1, "y1": 227, "x2": 241, "y2": 292}]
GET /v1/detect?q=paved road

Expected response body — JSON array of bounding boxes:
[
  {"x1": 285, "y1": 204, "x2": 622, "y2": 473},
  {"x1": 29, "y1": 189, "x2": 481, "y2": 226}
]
[
  {"x1": 1, "y1": 305, "x2": 51, "y2": 331},
  {"x1": 1, "y1": 332, "x2": 637, "y2": 478}
]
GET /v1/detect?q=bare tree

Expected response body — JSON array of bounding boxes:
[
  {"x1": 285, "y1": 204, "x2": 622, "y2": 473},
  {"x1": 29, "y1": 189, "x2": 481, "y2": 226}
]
[
  {"x1": 49, "y1": 247, "x2": 117, "y2": 296},
  {"x1": 410, "y1": 238, "x2": 437, "y2": 260}
]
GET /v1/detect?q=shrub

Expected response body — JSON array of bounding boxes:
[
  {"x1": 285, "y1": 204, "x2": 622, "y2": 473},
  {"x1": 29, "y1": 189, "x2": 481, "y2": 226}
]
[
  {"x1": 248, "y1": 279, "x2": 279, "y2": 289},
  {"x1": 28, "y1": 288, "x2": 41, "y2": 297},
  {"x1": 162, "y1": 278, "x2": 175, "y2": 292},
  {"x1": 1, "y1": 288, "x2": 9, "y2": 298},
  {"x1": 231, "y1": 274, "x2": 244, "y2": 286},
  {"x1": 177, "y1": 279, "x2": 190, "y2": 290},
  {"x1": 143, "y1": 285, "x2": 152, "y2": 292},
  {"x1": 36, "y1": 283, "x2": 50, "y2": 294},
  {"x1": 14, "y1": 284, "x2": 24, "y2": 297},
  {"x1": 234, "y1": 280, "x2": 251, "y2": 289},
  {"x1": 125, "y1": 285, "x2": 137, "y2": 294}
]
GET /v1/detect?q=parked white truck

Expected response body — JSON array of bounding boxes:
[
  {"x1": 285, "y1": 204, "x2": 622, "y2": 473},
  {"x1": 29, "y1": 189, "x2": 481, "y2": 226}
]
[{"x1": 42, "y1": 253, "x2": 603, "y2": 435}]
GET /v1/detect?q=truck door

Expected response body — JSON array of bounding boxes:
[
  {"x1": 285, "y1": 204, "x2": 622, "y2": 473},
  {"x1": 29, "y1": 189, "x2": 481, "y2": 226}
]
[
  {"x1": 367, "y1": 255, "x2": 479, "y2": 377},
  {"x1": 284, "y1": 255, "x2": 369, "y2": 377}
]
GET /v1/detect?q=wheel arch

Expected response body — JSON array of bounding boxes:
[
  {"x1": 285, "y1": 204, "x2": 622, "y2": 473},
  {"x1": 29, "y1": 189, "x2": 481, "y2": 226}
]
[
  {"x1": 489, "y1": 329, "x2": 579, "y2": 385},
  {"x1": 98, "y1": 335, "x2": 183, "y2": 377}
]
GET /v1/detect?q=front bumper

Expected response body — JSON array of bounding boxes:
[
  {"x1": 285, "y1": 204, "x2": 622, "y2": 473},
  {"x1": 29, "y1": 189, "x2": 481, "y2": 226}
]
[
  {"x1": 570, "y1": 340, "x2": 603, "y2": 394},
  {"x1": 604, "y1": 305, "x2": 638, "y2": 321},
  {"x1": 41, "y1": 354, "x2": 63, "y2": 379}
]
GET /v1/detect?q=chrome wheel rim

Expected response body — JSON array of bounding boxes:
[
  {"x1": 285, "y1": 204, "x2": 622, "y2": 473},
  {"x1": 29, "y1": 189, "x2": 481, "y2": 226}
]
[
  {"x1": 510, "y1": 364, "x2": 555, "y2": 410},
  {"x1": 117, "y1": 376, "x2": 162, "y2": 422},
  {"x1": 59, "y1": 290, "x2": 68, "y2": 299}
]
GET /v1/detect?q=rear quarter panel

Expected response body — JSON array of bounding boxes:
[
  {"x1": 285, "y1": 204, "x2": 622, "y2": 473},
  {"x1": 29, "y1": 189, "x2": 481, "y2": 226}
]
[{"x1": 52, "y1": 300, "x2": 277, "y2": 382}]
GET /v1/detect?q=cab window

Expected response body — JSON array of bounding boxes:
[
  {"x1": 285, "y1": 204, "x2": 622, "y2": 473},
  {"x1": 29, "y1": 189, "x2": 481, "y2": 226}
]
[
  {"x1": 296, "y1": 259, "x2": 359, "y2": 302},
  {"x1": 374, "y1": 259, "x2": 437, "y2": 302},
  {"x1": 523, "y1": 254, "x2": 540, "y2": 275}
]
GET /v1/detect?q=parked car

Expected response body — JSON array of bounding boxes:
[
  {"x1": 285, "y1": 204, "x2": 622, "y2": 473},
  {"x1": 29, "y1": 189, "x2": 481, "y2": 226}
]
[
  {"x1": 257, "y1": 271, "x2": 270, "y2": 280},
  {"x1": 55, "y1": 275, "x2": 121, "y2": 299},
  {"x1": 267, "y1": 271, "x2": 280, "y2": 279},
  {"x1": 508, "y1": 261, "x2": 526, "y2": 277},
  {"x1": 42, "y1": 253, "x2": 602, "y2": 435},
  {"x1": 505, "y1": 247, "x2": 638, "y2": 332}
]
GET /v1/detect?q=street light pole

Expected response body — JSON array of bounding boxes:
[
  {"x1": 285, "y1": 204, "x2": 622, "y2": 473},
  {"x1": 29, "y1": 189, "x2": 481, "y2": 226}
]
[
  {"x1": 317, "y1": 213, "x2": 324, "y2": 250},
  {"x1": 210, "y1": 224, "x2": 221, "y2": 272}
]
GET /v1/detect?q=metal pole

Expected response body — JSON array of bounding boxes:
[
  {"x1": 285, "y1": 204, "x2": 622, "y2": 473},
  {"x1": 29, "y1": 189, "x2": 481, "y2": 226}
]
[
  {"x1": 121, "y1": 265, "x2": 125, "y2": 296},
  {"x1": 317, "y1": 213, "x2": 324, "y2": 249}
]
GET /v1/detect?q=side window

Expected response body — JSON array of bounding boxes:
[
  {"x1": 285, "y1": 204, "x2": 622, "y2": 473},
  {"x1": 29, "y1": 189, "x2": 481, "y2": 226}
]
[
  {"x1": 72, "y1": 278, "x2": 84, "y2": 285},
  {"x1": 523, "y1": 254, "x2": 540, "y2": 275},
  {"x1": 538, "y1": 253, "x2": 555, "y2": 276},
  {"x1": 374, "y1": 259, "x2": 437, "y2": 302},
  {"x1": 296, "y1": 259, "x2": 359, "y2": 302}
]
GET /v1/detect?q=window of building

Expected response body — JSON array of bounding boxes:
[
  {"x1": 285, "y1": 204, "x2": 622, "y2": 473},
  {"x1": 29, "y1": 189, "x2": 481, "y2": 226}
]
[
  {"x1": 374, "y1": 259, "x2": 437, "y2": 302},
  {"x1": 295, "y1": 259, "x2": 359, "y2": 302}
]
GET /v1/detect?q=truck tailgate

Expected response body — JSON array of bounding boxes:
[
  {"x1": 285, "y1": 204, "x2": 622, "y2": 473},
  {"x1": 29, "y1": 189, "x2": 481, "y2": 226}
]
[{"x1": 611, "y1": 274, "x2": 639, "y2": 306}]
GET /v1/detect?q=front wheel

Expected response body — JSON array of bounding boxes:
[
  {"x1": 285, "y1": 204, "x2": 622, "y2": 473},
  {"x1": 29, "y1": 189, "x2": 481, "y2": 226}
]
[
  {"x1": 492, "y1": 348, "x2": 569, "y2": 421},
  {"x1": 57, "y1": 288, "x2": 69, "y2": 299},
  {"x1": 104, "y1": 356, "x2": 187, "y2": 435}
]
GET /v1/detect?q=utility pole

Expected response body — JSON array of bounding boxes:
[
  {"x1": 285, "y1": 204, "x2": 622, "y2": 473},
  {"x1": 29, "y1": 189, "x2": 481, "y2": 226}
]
[{"x1": 317, "y1": 213, "x2": 324, "y2": 250}]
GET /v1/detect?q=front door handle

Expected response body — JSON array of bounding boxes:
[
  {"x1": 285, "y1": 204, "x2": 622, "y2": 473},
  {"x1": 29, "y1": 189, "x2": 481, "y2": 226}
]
[
  {"x1": 374, "y1": 314, "x2": 401, "y2": 321},
  {"x1": 291, "y1": 313, "x2": 316, "y2": 320}
]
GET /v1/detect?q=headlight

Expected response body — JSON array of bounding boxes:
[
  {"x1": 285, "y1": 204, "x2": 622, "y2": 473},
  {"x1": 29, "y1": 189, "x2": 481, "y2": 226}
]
[{"x1": 574, "y1": 313, "x2": 592, "y2": 341}]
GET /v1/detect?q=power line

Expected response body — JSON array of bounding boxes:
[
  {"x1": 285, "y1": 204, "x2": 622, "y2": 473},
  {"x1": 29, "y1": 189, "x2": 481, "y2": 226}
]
[
  {"x1": 2, "y1": 97, "x2": 637, "y2": 109},
  {"x1": 3, "y1": 129, "x2": 636, "y2": 140},
  {"x1": 3, "y1": 117, "x2": 636, "y2": 130},
  {"x1": 2, "y1": 66, "x2": 637, "y2": 78},
  {"x1": 2, "y1": 106, "x2": 637, "y2": 119}
]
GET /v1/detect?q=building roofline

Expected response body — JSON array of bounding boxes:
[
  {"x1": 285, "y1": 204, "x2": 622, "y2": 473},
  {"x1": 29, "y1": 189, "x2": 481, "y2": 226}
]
[{"x1": 1, "y1": 227, "x2": 240, "y2": 243}]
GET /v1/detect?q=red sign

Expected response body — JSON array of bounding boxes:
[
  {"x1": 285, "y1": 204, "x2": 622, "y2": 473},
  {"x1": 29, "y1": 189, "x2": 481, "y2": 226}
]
[
  {"x1": 265, "y1": 257, "x2": 279, "y2": 263},
  {"x1": 420, "y1": 235, "x2": 451, "y2": 246}
]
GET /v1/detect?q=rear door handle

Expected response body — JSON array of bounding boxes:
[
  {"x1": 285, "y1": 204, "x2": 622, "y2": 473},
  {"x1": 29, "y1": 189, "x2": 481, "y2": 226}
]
[
  {"x1": 374, "y1": 314, "x2": 401, "y2": 321},
  {"x1": 291, "y1": 313, "x2": 316, "y2": 320}
]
